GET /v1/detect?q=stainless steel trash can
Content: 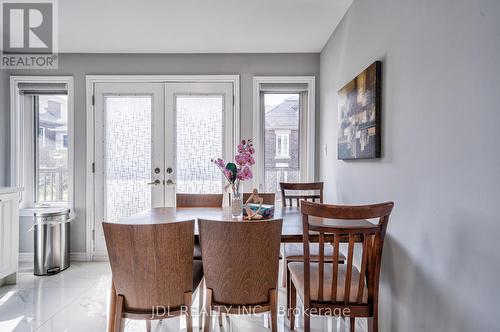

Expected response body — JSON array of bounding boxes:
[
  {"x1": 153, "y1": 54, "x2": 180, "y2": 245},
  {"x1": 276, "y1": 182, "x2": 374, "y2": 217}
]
[{"x1": 33, "y1": 208, "x2": 71, "y2": 276}]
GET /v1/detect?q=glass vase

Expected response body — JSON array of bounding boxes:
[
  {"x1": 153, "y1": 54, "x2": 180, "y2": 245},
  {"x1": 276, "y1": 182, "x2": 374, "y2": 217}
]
[{"x1": 231, "y1": 190, "x2": 243, "y2": 219}]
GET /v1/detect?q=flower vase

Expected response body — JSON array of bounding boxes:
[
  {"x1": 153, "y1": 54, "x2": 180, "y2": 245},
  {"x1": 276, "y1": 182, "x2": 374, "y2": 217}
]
[{"x1": 231, "y1": 190, "x2": 243, "y2": 219}]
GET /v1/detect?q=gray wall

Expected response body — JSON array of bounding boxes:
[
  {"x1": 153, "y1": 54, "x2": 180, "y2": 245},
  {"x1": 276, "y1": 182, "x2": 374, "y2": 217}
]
[
  {"x1": 319, "y1": 0, "x2": 500, "y2": 331},
  {"x1": 1, "y1": 53, "x2": 320, "y2": 253}
]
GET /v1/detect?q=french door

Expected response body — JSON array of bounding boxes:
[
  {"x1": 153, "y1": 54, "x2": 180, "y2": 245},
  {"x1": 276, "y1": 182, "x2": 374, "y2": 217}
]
[{"x1": 92, "y1": 81, "x2": 234, "y2": 256}]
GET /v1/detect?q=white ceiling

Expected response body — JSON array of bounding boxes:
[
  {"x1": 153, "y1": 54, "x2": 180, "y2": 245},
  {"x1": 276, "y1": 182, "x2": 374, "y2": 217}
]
[{"x1": 58, "y1": 0, "x2": 353, "y2": 53}]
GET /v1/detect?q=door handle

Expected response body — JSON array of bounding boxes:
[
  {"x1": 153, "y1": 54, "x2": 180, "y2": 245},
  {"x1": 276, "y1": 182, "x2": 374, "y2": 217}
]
[
  {"x1": 166, "y1": 179, "x2": 175, "y2": 185},
  {"x1": 147, "y1": 179, "x2": 161, "y2": 185}
]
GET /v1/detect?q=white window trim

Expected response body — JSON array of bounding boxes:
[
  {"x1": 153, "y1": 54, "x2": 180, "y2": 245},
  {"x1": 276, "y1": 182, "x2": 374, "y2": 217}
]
[
  {"x1": 10, "y1": 76, "x2": 75, "y2": 212},
  {"x1": 85, "y1": 75, "x2": 240, "y2": 261},
  {"x1": 252, "y1": 76, "x2": 315, "y2": 191}
]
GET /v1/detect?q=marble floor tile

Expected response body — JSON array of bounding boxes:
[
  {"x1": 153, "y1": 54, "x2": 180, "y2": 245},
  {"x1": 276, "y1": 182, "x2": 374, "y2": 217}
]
[{"x1": 0, "y1": 262, "x2": 366, "y2": 332}]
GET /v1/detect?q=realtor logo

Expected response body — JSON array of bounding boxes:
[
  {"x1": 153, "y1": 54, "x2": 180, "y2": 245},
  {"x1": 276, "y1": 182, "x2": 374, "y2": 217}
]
[{"x1": 1, "y1": 0, "x2": 58, "y2": 69}]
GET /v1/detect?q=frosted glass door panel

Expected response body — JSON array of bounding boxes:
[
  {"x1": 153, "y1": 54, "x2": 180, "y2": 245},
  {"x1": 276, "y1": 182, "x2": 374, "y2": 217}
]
[
  {"x1": 104, "y1": 96, "x2": 152, "y2": 222},
  {"x1": 93, "y1": 82, "x2": 164, "y2": 257},
  {"x1": 175, "y1": 95, "x2": 224, "y2": 194}
]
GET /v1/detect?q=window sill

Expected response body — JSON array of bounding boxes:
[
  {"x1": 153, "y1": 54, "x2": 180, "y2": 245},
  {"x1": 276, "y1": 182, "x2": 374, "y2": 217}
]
[{"x1": 275, "y1": 156, "x2": 291, "y2": 160}]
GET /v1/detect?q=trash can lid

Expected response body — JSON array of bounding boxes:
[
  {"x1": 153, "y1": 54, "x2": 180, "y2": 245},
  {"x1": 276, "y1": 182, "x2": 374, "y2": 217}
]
[{"x1": 34, "y1": 208, "x2": 70, "y2": 217}]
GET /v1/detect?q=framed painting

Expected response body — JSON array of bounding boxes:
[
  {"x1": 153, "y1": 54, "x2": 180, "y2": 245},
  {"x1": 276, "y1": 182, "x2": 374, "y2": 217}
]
[{"x1": 337, "y1": 61, "x2": 381, "y2": 159}]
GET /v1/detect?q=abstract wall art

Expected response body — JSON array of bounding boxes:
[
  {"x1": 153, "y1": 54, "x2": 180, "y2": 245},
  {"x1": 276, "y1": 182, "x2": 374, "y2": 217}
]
[{"x1": 337, "y1": 61, "x2": 381, "y2": 160}]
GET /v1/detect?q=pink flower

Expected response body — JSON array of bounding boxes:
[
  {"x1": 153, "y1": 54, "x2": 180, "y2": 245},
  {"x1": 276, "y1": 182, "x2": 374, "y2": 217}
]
[
  {"x1": 235, "y1": 154, "x2": 245, "y2": 166},
  {"x1": 213, "y1": 138, "x2": 255, "y2": 184},
  {"x1": 240, "y1": 166, "x2": 252, "y2": 180},
  {"x1": 216, "y1": 158, "x2": 225, "y2": 168}
]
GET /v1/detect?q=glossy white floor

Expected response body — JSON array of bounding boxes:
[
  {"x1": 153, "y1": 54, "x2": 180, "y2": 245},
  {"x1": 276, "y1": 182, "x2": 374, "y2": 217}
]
[{"x1": 0, "y1": 262, "x2": 366, "y2": 332}]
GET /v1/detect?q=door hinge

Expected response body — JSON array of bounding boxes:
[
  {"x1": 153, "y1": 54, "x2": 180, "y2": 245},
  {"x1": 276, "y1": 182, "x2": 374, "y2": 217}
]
[
  {"x1": 92, "y1": 95, "x2": 95, "y2": 106},
  {"x1": 92, "y1": 229, "x2": 95, "y2": 240},
  {"x1": 91, "y1": 162, "x2": 95, "y2": 173},
  {"x1": 233, "y1": 95, "x2": 235, "y2": 106}
]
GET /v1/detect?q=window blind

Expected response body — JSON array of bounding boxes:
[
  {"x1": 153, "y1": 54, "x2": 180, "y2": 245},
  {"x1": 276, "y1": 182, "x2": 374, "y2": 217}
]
[
  {"x1": 259, "y1": 83, "x2": 308, "y2": 93},
  {"x1": 18, "y1": 82, "x2": 68, "y2": 95}
]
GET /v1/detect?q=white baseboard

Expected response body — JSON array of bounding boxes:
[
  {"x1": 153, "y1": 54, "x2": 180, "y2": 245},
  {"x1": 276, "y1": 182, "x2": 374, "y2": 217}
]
[
  {"x1": 19, "y1": 252, "x2": 89, "y2": 263},
  {"x1": 18, "y1": 253, "x2": 34, "y2": 263},
  {"x1": 91, "y1": 252, "x2": 109, "y2": 262},
  {"x1": 70, "y1": 252, "x2": 88, "y2": 261}
]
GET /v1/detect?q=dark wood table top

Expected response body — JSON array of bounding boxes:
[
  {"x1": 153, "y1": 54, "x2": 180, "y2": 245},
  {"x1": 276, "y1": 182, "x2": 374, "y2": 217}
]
[{"x1": 120, "y1": 206, "x2": 374, "y2": 243}]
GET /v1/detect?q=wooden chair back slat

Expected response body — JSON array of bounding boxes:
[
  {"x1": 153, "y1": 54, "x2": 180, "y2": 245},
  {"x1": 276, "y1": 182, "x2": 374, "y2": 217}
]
[
  {"x1": 368, "y1": 214, "x2": 390, "y2": 304},
  {"x1": 318, "y1": 232, "x2": 325, "y2": 302},
  {"x1": 331, "y1": 234, "x2": 340, "y2": 303},
  {"x1": 366, "y1": 234, "x2": 375, "y2": 301},
  {"x1": 344, "y1": 235, "x2": 355, "y2": 304},
  {"x1": 103, "y1": 221, "x2": 195, "y2": 312},
  {"x1": 302, "y1": 214, "x2": 312, "y2": 309},
  {"x1": 176, "y1": 193, "x2": 223, "y2": 207},
  {"x1": 357, "y1": 235, "x2": 369, "y2": 304},
  {"x1": 280, "y1": 182, "x2": 324, "y2": 207},
  {"x1": 300, "y1": 200, "x2": 393, "y2": 308},
  {"x1": 198, "y1": 218, "x2": 282, "y2": 306}
]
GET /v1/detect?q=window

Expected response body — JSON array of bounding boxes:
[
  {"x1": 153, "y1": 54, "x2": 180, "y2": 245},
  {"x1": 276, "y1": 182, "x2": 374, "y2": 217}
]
[
  {"x1": 38, "y1": 127, "x2": 46, "y2": 147},
  {"x1": 11, "y1": 77, "x2": 74, "y2": 209},
  {"x1": 275, "y1": 131, "x2": 290, "y2": 158},
  {"x1": 35, "y1": 95, "x2": 69, "y2": 203},
  {"x1": 276, "y1": 168, "x2": 288, "y2": 191},
  {"x1": 253, "y1": 77, "x2": 315, "y2": 202},
  {"x1": 62, "y1": 134, "x2": 69, "y2": 149},
  {"x1": 263, "y1": 93, "x2": 300, "y2": 196}
]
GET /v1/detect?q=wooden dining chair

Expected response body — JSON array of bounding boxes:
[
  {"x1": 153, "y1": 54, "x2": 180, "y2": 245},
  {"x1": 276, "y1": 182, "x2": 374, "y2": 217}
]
[
  {"x1": 198, "y1": 218, "x2": 283, "y2": 332},
  {"x1": 103, "y1": 221, "x2": 203, "y2": 332},
  {"x1": 287, "y1": 201, "x2": 394, "y2": 332},
  {"x1": 280, "y1": 182, "x2": 324, "y2": 207},
  {"x1": 176, "y1": 193, "x2": 224, "y2": 208},
  {"x1": 242, "y1": 192, "x2": 276, "y2": 205},
  {"x1": 279, "y1": 182, "x2": 344, "y2": 288},
  {"x1": 176, "y1": 193, "x2": 224, "y2": 260},
  {"x1": 176, "y1": 193, "x2": 223, "y2": 330}
]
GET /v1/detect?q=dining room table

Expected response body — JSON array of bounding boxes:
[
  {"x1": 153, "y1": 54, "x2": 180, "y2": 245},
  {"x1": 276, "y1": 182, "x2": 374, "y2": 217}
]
[{"x1": 119, "y1": 205, "x2": 375, "y2": 243}]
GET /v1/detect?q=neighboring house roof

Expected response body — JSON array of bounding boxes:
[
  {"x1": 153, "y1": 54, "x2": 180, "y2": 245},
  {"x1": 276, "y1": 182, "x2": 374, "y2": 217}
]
[
  {"x1": 39, "y1": 111, "x2": 60, "y2": 123},
  {"x1": 39, "y1": 111, "x2": 66, "y2": 128},
  {"x1": 265, "y1": 96, "x2": 299, "y2": 129}
]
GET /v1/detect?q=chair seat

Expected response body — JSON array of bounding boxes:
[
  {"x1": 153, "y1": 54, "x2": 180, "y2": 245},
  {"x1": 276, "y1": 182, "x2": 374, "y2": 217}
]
[
  {"x1": 193, "y1": 260, "x2": 204, "y2": 290},
  {"x1": 288, "y1": 262, "x2": 368, "y2": 303},
  {"x1": 283, "y1": 243, "x2": 346, "y2": 262}
]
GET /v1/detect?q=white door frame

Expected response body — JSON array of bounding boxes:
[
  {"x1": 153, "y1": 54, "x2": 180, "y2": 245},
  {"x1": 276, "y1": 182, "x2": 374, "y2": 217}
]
[{"x1": 85, "y1": 75, "x2": 240, "y2": 261}]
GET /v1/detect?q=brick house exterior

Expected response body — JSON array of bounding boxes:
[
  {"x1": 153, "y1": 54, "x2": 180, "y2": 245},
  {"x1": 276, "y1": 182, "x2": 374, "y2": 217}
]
[
  {"x1": 264, "y1": 96, "x2": 300, "y2": 193},
  {"x1": 37, "y1": 96, "x2": 68, "y2": 202}
]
